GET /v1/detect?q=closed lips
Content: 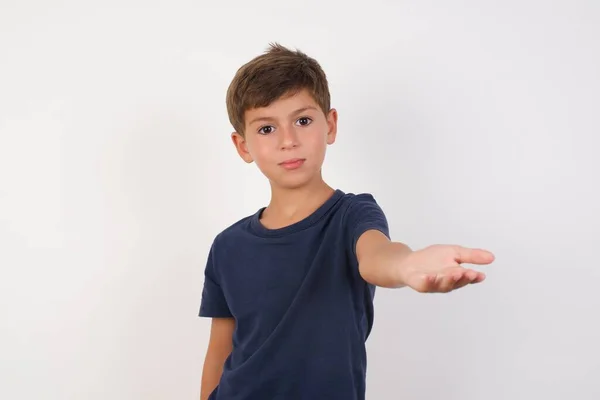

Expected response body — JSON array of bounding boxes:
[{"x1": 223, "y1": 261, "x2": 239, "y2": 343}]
[{"x1": 280, "y1": 158, "x2": 304, "y2": 164}]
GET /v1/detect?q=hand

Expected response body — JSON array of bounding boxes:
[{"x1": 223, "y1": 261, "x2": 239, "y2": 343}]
[{"x1": 398, "y1": 245, "x2": 495, "y2": 293}]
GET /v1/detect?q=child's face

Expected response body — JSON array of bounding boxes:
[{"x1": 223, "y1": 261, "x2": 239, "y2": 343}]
[{"x1": 232, "y1": 89, "x2": 337, "y2": 189}]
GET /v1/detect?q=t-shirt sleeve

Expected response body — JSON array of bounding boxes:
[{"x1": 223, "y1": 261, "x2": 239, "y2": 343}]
[
  {"x1": 345, "y1": 193, "x2": 391, "y2": 261},
  {"x1": 198, "y1": 241, "x2": 233, "y2": 318}
]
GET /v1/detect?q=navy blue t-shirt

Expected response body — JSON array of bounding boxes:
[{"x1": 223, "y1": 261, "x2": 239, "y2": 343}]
[{"x1": 199, "y1": 189, "x2": 390, "y2": 400}]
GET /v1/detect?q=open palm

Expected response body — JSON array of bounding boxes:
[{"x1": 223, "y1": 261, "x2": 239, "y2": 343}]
[{"x1": 400, "y1": 245, "x2": 495, "y2": 293}]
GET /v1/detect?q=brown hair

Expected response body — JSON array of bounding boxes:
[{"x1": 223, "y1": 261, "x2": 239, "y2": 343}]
[{"x1": 226, "y1": 43, "x2": 331, "y2": 136}]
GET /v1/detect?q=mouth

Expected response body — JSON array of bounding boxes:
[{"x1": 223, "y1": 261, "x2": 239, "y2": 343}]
[{"x1": 279, "y1": 158, "x2": 306, "y2": 170}]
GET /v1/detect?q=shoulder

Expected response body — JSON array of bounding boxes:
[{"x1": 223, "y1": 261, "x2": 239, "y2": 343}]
[
  {"x1": 210, "y1": 212, "x2": 256, "y2": 251},
  {"x1": 343, "y1": 192, "x2": 378, "y2": 204},
  {"x1": 338, "y1": 190, "x2": 389, "y2": 236},
  {"x1": 338, "y1": 191, "x2": 384, "y2": 215}
]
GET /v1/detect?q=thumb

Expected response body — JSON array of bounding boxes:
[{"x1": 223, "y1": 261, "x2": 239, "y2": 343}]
[{"x1": 454, "y1": 246, "x2": 495, "y2": 265}]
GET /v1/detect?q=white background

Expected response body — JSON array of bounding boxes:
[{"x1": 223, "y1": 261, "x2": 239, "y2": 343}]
[{"x1": 1, "y1": 1, "x2": 599, "y2": 399}]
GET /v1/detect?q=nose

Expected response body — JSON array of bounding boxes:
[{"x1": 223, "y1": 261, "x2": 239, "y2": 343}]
[{"x1": 279, "y1": 125, "x2": 299, "y2": 150}]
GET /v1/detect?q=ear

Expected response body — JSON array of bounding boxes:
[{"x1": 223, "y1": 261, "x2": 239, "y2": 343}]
[
  {"x1": 231, "y1": 132, "x2": 254, "y2": 163},
  {"x1": 326, "y1": 108, "x2": 338, "y2": 145}
]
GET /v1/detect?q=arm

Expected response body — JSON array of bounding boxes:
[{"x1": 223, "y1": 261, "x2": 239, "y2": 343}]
[
  {"x1": 356, "y1": 230, "x2": 495, "y2": 293},
  {"x1": 200, "y1": 317, "x2": 235, "y2": 400},
  {"x1": 356, "y1": 230, "x2": 412, "y2": 288}
]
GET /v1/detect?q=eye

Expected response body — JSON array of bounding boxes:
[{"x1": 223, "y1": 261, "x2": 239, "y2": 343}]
[
  {"x1": 258, "y1": 125, "x2": 275, "y2": 135},
  {"x1": 296, "y1": 117, "x2": 313, "y2": 126}
]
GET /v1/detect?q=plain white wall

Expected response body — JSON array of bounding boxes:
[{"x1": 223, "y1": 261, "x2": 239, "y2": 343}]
[{"x1": 1, "y1": 1, "x2": 599, "y2": 399}]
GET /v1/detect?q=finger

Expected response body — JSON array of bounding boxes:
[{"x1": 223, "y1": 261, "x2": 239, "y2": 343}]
[
  {"x1": 472, "y1": 271, "x2": 486, "y2": 283},
  {"x1": 432, "y1": 267, "x2": 464, "y2": 292},
  {"x1": 454, "y1": 247, "x2": 495, "y2": 265},
  {"x1": 449, "y1": 268, "x2": 479, "y2": 291},
  {"x1": 421, "y1": 274, "x2": 439, "y2": 293},
  {"x1": 464, "y1": 269, "x2": 479, "y2": 281},
  {"x1": 454, "y1": 270, "x2": 481, "y2": 288},
  {"x1": 458, "y1": 269, "x2": 486, "y2": 288},
  {"x1": 453, "y1": 274, "x2": 473, "y2": 290},
  {"x1": 437, "y1": 273, "x2": 458, "y2": 293},
  {"x1": 421, "y1": 271, "x2": 471, "y2": 293}
]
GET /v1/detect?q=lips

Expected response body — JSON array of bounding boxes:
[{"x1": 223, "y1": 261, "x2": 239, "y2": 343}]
[{"x1": 279, "y1": 158, "x2": 305, "y2": 170}]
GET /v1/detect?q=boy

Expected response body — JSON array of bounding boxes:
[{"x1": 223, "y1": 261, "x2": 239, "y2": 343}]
[{"x1": 198, "y1": 43, "x2": 495, "y2": 400}]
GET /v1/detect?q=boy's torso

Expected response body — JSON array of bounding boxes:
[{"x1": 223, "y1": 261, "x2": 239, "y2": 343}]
[{"x1": 201, "y1": 189, "x2": 388, "y2": 400}]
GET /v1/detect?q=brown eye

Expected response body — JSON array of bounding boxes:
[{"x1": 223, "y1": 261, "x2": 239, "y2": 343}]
[
  {"x1": 296, "y1": 117, "x2": 312, "y2": 126},
  {"x1": 259, "y1": 125, "x2": 274, "y2": 135}
]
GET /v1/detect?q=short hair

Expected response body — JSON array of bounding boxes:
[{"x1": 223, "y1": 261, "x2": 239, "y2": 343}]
[{"x1": 226, "y1": 43, "x2": 331, "y2": 136}]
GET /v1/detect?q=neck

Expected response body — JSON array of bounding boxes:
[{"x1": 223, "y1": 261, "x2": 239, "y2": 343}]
[{"x1": 263, "y1": 173, "x2": 335, "y2": 225}]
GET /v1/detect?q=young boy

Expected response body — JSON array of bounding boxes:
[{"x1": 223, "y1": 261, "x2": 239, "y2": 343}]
[{"x1": 198, "y1": 43, "x2": 495, "y2": 400}]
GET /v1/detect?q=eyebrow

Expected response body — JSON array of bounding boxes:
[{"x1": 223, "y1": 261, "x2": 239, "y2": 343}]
[{"x1": 247, "y1": 106, "x2": 318, "y2": 126}]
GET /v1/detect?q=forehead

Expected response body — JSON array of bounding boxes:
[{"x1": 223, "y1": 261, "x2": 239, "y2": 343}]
[{"x1": 244, "y1": 89, "x2": 320, "y2": 121}]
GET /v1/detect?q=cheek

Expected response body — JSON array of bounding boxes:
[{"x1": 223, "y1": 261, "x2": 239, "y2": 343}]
[
  {"x1": 247, "y1": 140, "x2": 276, "y2": 167},
  {"x1": 256, "y1": 145, "x2": 276, "y2": 161},
  {"x1": 306, "y1": 131, "x2": 328, "y2": 154}
]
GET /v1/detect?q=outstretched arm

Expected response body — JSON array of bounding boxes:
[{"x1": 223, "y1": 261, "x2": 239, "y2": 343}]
[{"x1": 356, "y1": 230, "x2": 495, "y2": 292}]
